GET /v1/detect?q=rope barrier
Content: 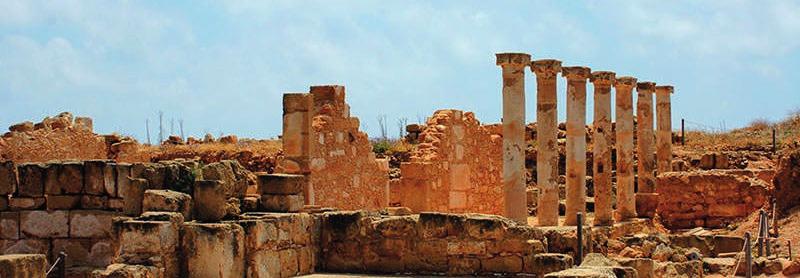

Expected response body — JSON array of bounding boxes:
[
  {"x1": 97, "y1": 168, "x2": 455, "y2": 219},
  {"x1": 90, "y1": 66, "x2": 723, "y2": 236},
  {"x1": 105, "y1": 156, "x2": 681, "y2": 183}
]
[{"x1": 45, "y1": 256, "x2": 62, "y2": 275}]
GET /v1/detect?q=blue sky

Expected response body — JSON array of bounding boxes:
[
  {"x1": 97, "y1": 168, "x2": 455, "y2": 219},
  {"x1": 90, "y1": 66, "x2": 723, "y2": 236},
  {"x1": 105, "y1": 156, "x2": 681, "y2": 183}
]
[{"x1": 1, "y1": 1, "x2": 799, "y2": 141}]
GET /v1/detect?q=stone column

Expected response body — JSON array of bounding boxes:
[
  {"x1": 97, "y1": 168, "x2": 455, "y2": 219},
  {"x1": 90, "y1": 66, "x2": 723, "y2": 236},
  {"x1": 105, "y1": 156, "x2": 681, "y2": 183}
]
[
  {"x1": 590, "y1": 71, "x2": 615, "y2": 226},
  {"x1": 279, "y1": 93, "x2": 313, "y2": 204},
  {"x1": 655, "y1": 85, "x2": 674, "y2": 174},
  {"x1": 636, "y1": 82, "x2": 657, "y2": 193},
  {"x1": 614, "y1": 77, "x2": 637, "y2": 221},
  {"x1": 562, "y1": 66, "x2": 591, "y2": 226},
  {"x1": 531, "y1": 59, "x2": 562, "y2": 226},
  {"x1": 496, "y1": 53, "x2": 531, "y2": 224}
]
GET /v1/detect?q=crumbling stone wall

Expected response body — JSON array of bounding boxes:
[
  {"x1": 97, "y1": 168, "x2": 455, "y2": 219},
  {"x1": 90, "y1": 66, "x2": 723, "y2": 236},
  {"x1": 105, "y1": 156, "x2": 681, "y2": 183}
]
[
  {"x1": 278, "y1": 85, "x2": 389, "y2": 210},
  {"x1": 318, "y1": 211, "x2": 572, "y2": 276},
  {"x1": 1, "y1": 113, "x2": 107, "y2": 162},
  {"x1": 394, "y1": 110, "x2": 503, "y2": 215},
  {"x1": 0, "y1": 159, "x2": 204, "y2": 276},
  {"x1": 656, "y1": 170, "x2": 771, "y2": 229}
]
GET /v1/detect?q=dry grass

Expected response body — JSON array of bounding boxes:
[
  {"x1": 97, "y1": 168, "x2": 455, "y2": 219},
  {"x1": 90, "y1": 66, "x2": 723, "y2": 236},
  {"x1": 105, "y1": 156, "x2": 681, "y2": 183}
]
[{"x1": 682, "y1": 111, "x2": 800, "y2": 152}]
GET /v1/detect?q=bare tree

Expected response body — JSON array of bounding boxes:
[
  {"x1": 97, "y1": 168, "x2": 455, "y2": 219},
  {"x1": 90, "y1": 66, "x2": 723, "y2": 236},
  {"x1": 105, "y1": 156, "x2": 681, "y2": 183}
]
[
  {"x1": 158, "y1": 111, "x2": 164, "y2": 144},
  {"x1": 179, "y1": 119, "x2": 185, "y2": 140},
  {"x1": 377, "y1": 114, "x2": 388, "y2": 141},
  {"x1": 170, "y1": 118, "x2": 175, "y2": 136},
  {"x1": 397, "y1": 117, "x2": 408, "y2": 139},
  {"x1": 416, "y1": 113, "x2": 424, "y2": 124},
  {"x1": 145, "y1": 119, "x2": 152, "y2": 145}
]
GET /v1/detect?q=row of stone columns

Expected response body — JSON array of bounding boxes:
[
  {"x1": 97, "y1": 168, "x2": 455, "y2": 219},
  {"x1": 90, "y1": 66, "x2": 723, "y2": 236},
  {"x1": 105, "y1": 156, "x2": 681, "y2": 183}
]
[{"x1": 496, "y1": 52, "x2": 675, "y2": 226}]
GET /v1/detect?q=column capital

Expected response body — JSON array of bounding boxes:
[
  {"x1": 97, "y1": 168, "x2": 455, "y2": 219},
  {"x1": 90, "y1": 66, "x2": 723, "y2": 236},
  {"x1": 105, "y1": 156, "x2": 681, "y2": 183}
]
[
  {"x1": 530, "y1": 59, "x2": 562, "y2": 79},
  {"x1": 655, "y1": 85, "x2": 674, "y2": 94},
  {"x1": 562, "y1": 66, "x2": 592, "y2": 80},
  {"x1": 496, "y1": 53, "x2": 531, "y2": 68},
  {"x1": 590, "y1": 71, "x2": 616, "y2": 86},
  {"x1": 636, "y1": 82, "x2": 657, "y2": 91},
  {"x1": 614, "y1": 76, "x2": 638, "y2": 89}
]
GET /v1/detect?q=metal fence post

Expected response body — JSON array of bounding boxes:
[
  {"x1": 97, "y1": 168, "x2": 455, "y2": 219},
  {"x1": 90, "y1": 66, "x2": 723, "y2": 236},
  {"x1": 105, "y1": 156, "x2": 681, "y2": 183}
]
[
  {"x1": 576, "y1": 212, "x2": 583, "y2": 266},
  {"x1": 745, "y1": 232, "x2": 752, "y2": 278}
]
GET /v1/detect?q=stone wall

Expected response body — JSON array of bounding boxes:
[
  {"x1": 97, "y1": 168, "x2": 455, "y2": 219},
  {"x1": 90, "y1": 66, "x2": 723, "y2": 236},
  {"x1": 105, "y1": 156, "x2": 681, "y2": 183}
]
[
  {"x1": 394, "y1": 110, "x2": 504, "y2": 215},
  {"x1": 0, "y1": 159, "x2": 204, "y2": 276},
  {"x1": 278, "y1": 85, "x2": 389, "y2": 210},
  {"x1": 108, "y1": 211, "x2": 318, "y2": 278},
  {"x1": 656, "y1": 170, "x2": 772, "y2": 229},
  {"x1": 318, "y1": 211, "x2": 572, "y2": 276}
]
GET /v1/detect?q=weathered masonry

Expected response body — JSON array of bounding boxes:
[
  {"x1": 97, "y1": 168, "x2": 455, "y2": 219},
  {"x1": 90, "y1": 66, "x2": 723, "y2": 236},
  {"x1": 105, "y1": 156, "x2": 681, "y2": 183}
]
[{"x1": 277, "y1": 85, "x2": 390, "y2": 210}]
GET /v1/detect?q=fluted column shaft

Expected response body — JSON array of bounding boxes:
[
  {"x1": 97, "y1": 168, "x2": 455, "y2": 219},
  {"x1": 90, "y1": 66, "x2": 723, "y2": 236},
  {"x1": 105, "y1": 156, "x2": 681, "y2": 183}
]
[
  {"x1": 590, "y1": 71, "x2": 615, "y2": 226},
  {"x1": 636, "y1": 82, "x2": 656, "y2": 193},
  {"x1": 562, "y1": 66, "x2": 591, "y2": 226},
  {"x1": 531, "y1": 59, "x2": 562, "y2": 226},
  {"x1": 496, "y1": 53, "x2": 531, "y2": 224},
  {"x1": 615, "y1": 77, "x2": 637, "y2": 221},
  {"x1": 655, "y1": 86, "x2": 674, "y2": 174}
]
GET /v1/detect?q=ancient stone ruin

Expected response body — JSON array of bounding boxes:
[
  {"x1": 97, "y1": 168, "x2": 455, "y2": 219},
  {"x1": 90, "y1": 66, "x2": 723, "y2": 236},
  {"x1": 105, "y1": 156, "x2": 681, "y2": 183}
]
[{"x1": 2, "y1": 52, "x2": 800, "y2": 277}]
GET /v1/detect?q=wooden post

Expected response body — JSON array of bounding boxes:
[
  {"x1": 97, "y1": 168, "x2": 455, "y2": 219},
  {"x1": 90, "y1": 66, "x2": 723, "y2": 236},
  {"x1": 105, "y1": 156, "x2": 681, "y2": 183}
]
[
  {"x1": 57, "y1": 251, "x2": 67, "y2": 278},
  {"x1": 789, "y1": 240, "x2": 793, "y2": 260},
  {"x1": 765, "y1": 211, "x2": 772, "y2": 257}
]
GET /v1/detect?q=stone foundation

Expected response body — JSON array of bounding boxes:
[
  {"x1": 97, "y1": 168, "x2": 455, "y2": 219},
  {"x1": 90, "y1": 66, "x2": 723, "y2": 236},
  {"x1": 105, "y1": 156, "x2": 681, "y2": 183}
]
[{"x1": 656, "y1": 170, "x2": 771, "y2": 229}]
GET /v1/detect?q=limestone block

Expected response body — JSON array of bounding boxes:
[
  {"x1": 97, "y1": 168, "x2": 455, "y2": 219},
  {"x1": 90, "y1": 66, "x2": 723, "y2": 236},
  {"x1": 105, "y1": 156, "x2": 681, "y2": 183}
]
[
  {"x1": 542, "y1": 226, "x2": 593, "y2": 260},
  {"x1": 237, "y1": 219, "x2": 279, "y2": 253},
  {"x1": 524, "y1": 253, "x2": 574, "y2": 275},
  {"x1": 0, "y1": 161, "x2": 17, "y2": 195},
  {"x1": 46, "y1": 195, "x2": 80, "y2": 210},
  {"x1": 654, "y1": 261, "x2": 702, "y2": 277},
  {"x1": 464, "y1": 214, "x2": 512, "y2": 240},
  {"x1": 481, "y1": 255, "x2": 523, "y2": 274},
  {"x1": 246, "y1": 249, "x2": 280, "y2": 278},
  {"x1": 615, "y1": 258, "x2": 654, "y2": 278},
  {"x1": 143, "y1": 189, "x2": 193, "y2": 220},
  {"x1": 52, "y1": 239, "x2": 114, "y2": 267},
  {"x1": 193, "y1": 180, "x2": 227, "y2": 222},
  {"x1": 261, "y1": 194, "x2": 304, "y2": 213},
  {"x1": 50, "y1": 161, "x2": 83, "y2": 194},
  {"x1": 0, "y1": 240, "x2": 50, "y2": 259},
  {"x1": 0, "y1": 254, "x2": 47, "y2": 278},
  {"x1": 371, "y1": 216, "x2": 416, "y2": 238},
  {"x1": 84, "y1": 160, "x2": 109, "y2": 195},
  {"x1": 70, "y1": 210, "x2": 118, "y2": 238},
  {"x1": 140, "y1": 163, "x2": 167, "y2": 190},
  {"x1": 8, "y1": 197, "x2": 45, "y2": 211},
  {"x1": 448, "y1": 257, "x2": 481, "y2": 275},
  {"x1": 92, "y1": 263, "x2": 164, "y2": 278},
  {"x1": 16, "y1": 163, "x2": 45, "y2": 197},
  {"x1": 181, "y1": 223, "x2": 245, "y2": 278},
  {"x1": 123, "y1": 178, "x2": 148, "y2": 216},
  {"x1": 0, "y1": 197, "x2": 5, "y2": 211},
  {"x1": 0, "y1": 212, "x2": 20, "y2": 239},
  {"x1": 201, "y1": 161, "x2": 247, "y2": 198},
  {"x1": 108, "y1": 198, "x2": 125, "y2": 211},
  {"x1": 279, "y1": 248, "x2": 299, "y2": 277},
  {"x1": 418, "y1": 212, "x2": 466, "y2": 239},
  {"x1": 446, "y1": 240, "x2": 486, "y2": 256},
  {"x1": 116, "y1": 216, "x2": 181, "y2": 278},
  {"x1": 104, "y1": 162, "x2": 118, "y2": 196},
  {"x1": 297, "y1": 246, "x2": 315, "y2": 275},
  {"x1": 115, "y1": 163, "x2": 132, "y2": 199},
  {"x1": 20, "y1": 210, "x2": 69, "y2": 238},
  {"x1": 257, "y1": 173, "x2": 306, "y2": 195},
  {"x1": 80, "y1": 195, "x2": 108, "y2": 209},
  {"x1": 42, "y1": 170, "x2": 62, "y2": 196},
  {"x1": 242, "y1": 195, "x2": 259, "y2": 212}
]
